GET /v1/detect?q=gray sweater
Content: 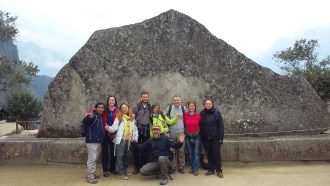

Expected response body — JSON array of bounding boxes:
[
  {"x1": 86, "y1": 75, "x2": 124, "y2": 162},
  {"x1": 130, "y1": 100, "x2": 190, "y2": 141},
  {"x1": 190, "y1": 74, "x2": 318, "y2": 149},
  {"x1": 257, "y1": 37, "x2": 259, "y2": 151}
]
[
  {"x1": 133, "y1": 102, "x2": 151, "y2": 127},
  {"x1": 166, "y1": 105, "x2": 188, "y2": 133}
]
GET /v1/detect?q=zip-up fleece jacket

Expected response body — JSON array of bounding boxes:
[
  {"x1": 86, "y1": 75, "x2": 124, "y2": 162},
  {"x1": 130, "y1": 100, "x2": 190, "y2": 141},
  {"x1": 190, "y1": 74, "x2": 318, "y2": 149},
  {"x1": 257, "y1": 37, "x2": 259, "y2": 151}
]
[
  {"x1": 83, "y1": 110, "x2": 104, "y2": 143},
  {"x1": 149, "y1": 114, "x2": 178, "y2": 137},
  {"x1": 200, "y1": 107, "x2": 224, "y2": 141},
  {"x1": 132, "y1": 133, "x2": 183, "y2": 162},
  {"x1": 184, "y1": 112, "x2": 201, "y2": 134}
]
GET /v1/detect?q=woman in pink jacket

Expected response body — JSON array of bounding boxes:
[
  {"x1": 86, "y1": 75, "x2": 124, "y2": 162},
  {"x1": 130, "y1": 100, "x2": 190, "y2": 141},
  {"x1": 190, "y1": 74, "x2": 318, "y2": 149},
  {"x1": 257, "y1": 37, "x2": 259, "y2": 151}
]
[{"x1": 184, "y1": 101, "x2": 201, "y2": 176}]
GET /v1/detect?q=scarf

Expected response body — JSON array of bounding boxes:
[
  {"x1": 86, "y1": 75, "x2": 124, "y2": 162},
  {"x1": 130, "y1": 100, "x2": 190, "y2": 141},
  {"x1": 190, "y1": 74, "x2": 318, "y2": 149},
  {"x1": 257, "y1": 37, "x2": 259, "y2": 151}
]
[{"x1": 123, "y1": 114, "x2": 133, "y2": 148}]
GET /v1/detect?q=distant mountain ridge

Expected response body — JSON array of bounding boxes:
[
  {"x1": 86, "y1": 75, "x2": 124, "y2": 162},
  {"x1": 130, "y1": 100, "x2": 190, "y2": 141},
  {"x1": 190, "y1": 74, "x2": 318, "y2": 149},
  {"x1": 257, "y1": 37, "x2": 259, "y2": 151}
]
[
  {"x1": 29, "y1": 75, "x2": 53, "y2": 100},
  {"x1": 0, "y1": 40, "x2": 19, "y2": 60},
  {"x1": 16, "y1": 41, "x2": 69, "y2": 77},
  {"x1": 0, "y1": 41, "x2": 53, "y2": 102}
]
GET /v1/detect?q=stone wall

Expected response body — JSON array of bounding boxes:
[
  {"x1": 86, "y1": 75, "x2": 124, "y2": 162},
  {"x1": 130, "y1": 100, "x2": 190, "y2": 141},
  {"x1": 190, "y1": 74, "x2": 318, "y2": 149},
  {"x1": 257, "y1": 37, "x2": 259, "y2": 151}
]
[{"x1": 1, "y1": 135, "x2": 329, "y2": 165}]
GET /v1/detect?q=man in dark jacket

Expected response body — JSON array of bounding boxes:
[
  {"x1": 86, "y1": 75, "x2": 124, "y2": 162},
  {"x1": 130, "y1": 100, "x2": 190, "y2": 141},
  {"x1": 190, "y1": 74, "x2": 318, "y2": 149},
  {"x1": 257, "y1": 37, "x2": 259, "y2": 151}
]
[
  {"x1": 200, "y1": 99, "x2": 224, "y2": 178},
  {"x1": 129, "y1": 125, "x2": 185, "y2": 185},
  {"x1": 83, "y1": 102, "x2": 105, "y2": 184}
]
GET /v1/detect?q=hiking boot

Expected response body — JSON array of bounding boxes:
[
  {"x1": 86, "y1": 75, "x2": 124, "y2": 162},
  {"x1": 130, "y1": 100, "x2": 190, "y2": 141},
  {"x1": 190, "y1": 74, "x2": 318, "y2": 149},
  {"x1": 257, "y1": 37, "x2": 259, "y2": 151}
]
[
  {"x1": 132, "y1": 169, "x2": 139, "y2": 174},
  {"x1": 117, "y1": 174, "x2": 128, "y2": 180},
  {"x1": 160, "y1": 178, "x2": 168, "y2": 185},
  {"x1": 189, "y1": 169, "x2": 194, "y2": 174},
  {"x1": 103, "y1": 172, "x2": 109, "y2": 177},
  {"x1": 111, "y1": 170, "x2": 118, "y2": 175},
  {"x1": 205, "y1": 170, "x2": 215, "y2": 176},
  {"x1": 194, "y1": 171, "x2": 199, "y2": 176},
  {"x1": 179, "y1": 169, "x2": 184, "y2": 174},
  {"x1": 86, "y1": 178, "x2": 98, "y2": 184},
  {"x1": 217, "y1": 172, "x2": 223, "y2": 178},
  {"x1": 169, "y1": 168, "x2": 175, "y2": 174}
]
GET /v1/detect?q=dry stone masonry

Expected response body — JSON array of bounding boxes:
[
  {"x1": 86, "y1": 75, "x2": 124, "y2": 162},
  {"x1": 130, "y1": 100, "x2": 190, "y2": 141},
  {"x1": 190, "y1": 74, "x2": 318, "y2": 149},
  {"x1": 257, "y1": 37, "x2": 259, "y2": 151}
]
[{"x1": 38, "y1": 10, "x2": 330, "y2": 138}]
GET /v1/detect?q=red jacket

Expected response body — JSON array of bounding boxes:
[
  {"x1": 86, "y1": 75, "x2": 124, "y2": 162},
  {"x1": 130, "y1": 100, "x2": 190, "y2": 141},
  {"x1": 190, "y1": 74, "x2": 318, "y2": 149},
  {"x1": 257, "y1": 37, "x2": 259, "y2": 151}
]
[{"x1": 184, "y1": 112, "x2": 201, "y2": 134}]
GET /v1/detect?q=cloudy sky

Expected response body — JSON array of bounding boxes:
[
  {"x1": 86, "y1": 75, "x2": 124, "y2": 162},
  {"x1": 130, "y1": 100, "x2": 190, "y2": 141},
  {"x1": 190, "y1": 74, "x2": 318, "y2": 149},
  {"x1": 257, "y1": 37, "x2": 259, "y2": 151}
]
[{"x1": 1, "y1": 0, "x2": 330, "y2": 75}]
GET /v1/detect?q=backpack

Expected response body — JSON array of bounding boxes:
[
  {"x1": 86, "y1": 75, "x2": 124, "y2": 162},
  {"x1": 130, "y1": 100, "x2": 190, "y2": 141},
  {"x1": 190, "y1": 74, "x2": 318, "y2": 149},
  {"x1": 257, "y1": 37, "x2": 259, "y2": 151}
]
[
  {"x1": 80, "y1": 110, "x2": 98, "y2": 137},
  {"x1": 167, "y1": 105, "x2": 186, "y2": 119},
  {"x1": 214, "y1": 109, "x2": 219, "y2": 120},
  {"x1": 135, "y1": 102, "x2": 152, "y2": 119}
]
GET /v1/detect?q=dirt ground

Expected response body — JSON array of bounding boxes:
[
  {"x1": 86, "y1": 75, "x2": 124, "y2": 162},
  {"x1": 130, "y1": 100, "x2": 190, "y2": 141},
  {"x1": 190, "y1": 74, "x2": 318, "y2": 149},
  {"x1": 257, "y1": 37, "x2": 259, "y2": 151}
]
[{"x1": 1, "y1": 161, "x2": 329, "y2": 186}]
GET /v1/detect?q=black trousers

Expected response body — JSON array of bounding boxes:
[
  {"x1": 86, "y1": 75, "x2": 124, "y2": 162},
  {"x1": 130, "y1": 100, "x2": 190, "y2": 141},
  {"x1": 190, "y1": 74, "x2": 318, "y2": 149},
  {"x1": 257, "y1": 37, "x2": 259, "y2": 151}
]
[
  {"x1": 101, "y1": 131, "x2": 116, "y2": 173},
  {"x1": 203, "y1": 138, "x2": 222, "y2": 172},
  {"x1": 134, "y1": 126, "x2": 150, "y2": 170}
]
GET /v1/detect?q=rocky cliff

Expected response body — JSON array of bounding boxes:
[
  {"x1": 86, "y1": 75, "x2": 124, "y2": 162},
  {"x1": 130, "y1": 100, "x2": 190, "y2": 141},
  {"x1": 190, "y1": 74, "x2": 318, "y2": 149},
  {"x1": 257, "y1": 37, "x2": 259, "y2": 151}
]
[{"x1": 38, "y1": 10, "x2": 330, "y2": 138}]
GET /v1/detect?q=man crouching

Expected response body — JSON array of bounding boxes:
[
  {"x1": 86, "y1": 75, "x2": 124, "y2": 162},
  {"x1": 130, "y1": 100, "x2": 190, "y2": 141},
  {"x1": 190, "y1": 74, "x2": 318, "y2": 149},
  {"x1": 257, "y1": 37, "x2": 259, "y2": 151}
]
[{"x1": 129, "y1": 124, "x2": 185, "y2": 185}]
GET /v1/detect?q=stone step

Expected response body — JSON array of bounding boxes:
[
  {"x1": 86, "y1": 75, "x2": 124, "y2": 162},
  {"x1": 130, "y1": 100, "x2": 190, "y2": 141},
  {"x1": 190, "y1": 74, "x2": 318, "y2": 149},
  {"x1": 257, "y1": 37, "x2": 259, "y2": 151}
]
[{"x1": 1, "y1": 134, "x2": 329, "y2": 165}]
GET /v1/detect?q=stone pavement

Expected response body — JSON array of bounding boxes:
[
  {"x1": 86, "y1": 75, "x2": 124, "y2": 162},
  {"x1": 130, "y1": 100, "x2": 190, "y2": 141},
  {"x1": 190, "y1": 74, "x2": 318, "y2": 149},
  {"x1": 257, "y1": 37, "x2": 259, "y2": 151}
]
[
  {"x1": 0, "y1": 161, "x2": 329, "y2": 186},
  {"x1": 0, "y1": 121, "x2": 23, "y2": 137}
]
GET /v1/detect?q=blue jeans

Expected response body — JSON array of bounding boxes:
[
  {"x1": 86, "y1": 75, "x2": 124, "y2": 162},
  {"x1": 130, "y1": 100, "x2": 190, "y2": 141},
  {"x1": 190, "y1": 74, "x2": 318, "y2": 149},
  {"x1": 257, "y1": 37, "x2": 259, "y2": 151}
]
[{"x1": 185, "y1": 136, "x2": 201, "y2": 172}]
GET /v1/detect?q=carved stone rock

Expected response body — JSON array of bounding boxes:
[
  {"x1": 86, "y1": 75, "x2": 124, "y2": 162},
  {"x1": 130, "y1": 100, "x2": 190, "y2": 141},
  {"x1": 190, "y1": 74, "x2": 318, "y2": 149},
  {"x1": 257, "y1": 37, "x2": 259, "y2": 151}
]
[{"x1": 38, "y1": 10, "x2": 330, "y2": 138}]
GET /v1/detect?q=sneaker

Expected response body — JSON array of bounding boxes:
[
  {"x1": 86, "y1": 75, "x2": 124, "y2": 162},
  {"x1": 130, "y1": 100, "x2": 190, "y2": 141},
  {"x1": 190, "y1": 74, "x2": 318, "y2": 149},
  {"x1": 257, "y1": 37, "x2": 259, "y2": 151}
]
[
  {"x1": 217, "y1": 172, "x2": 223, "y2": 178},
  {"x1": 111, "y1": 170, "x2": 118, "y2": 175},
  {"x1": 132, "y1": 169, "x2": 139, "y2": 174},
  {"x1": 189, "y1": 169, "x2": 194, "y2": 174},
  {"x1": 194, "y1": 171, "x2": 199, "y2": 176},
  {"x1": 179, "y1": 169, "x2": 184, "y2": 174},
  {"x1": 86, "y1": 178, "x2": 98, "y2": 184},
  {"x1": 169, "y1": 168, "x2": 175, "y2": 174},
  {"x1": 205, "y1": 170, "x2": 215, "y2": 176},
  {"x1": 117, "y1": 174, "x2": 128, "y2": 180},
  {"x1": 125, "y1": 172, "x2": 132, "y2": 176},
  {"x1": 103, "y1": 172, "x2": 109, "y2": 177},
  {"x1": 160, "y1": 178, "x2": 168, "y2": 185}
]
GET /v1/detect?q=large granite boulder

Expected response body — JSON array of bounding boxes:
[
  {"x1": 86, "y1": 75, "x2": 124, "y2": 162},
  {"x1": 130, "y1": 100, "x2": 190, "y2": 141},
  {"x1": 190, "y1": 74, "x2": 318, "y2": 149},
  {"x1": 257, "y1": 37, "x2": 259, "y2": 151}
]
[{"x1": 38, "y1": 10, "x2": 330, "y2": 138}]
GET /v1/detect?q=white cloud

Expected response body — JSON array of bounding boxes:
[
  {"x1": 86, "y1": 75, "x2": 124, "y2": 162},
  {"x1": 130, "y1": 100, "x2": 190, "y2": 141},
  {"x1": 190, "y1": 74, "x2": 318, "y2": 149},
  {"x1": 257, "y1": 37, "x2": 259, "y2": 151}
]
[
  {"x1": 1, "y1": 0, "x2": 330, "y2": 74},
  {"x1": 44, "y1": 60, "x2": 66, "y2": 69}
]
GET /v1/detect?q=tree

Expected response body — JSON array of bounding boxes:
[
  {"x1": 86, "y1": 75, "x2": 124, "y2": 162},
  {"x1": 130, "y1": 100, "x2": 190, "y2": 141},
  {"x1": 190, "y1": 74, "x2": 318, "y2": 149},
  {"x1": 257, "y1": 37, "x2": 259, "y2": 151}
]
[
  {"x1": 0, "y1": 9, "x2": 39, "y2": 94},
  {"x1": 273, "y1": 39, "x2": 330, "y2": 100},
  {"x1": 6, "y1": 90, "x2": 42, "y2": 120},
  {"x1": 0, "y1": 56, "x2": 39, "y2": 92},
  {"x1": 0, "y1": 10, "x2": 19, "y2": 41}
]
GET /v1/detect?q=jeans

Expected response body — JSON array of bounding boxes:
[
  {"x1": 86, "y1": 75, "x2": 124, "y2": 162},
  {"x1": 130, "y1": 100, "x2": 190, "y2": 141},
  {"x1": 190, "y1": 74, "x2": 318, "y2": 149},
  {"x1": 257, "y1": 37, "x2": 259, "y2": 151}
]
[{"x1": 185, "y1": 136, "x2": 201, "y2": 172}]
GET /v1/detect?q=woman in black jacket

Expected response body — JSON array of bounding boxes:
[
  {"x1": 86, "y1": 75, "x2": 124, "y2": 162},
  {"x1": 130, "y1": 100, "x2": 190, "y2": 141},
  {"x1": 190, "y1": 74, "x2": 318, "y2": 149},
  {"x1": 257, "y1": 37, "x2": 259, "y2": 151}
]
[{"x1": 200, "y1": 98, "x2": 224, "y2": 178}]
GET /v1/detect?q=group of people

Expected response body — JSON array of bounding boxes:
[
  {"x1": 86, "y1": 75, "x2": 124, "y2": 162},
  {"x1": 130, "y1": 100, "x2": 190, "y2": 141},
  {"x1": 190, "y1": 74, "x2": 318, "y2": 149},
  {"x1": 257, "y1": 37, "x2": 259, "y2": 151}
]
[{"x1": 82, "y1": 91, "x2": 224, "y2": 185}]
